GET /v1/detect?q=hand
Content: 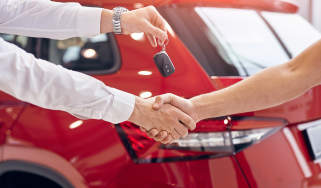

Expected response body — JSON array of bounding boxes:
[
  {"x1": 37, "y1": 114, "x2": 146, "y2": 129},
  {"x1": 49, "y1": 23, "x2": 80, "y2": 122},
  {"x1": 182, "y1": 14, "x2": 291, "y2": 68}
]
[
  {"x1": 141, "y1": 93, "x2": 200, "y2": 144},
  {"x1": 121, "y1": 6, "x2": 168, "y2": 47},
  {"x1": 128, "y1": 97, "x2": 196, "y2": 141}
]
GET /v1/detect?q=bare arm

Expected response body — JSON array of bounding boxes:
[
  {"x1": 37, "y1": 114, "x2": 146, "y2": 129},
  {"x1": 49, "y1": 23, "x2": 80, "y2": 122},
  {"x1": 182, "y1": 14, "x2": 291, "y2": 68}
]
[
  {"x1": 146, "y1": 39, "x2": 321, "y2": 144},
  {"x1": 191, "y1": 39, "x2": 321, "y2": 120}
]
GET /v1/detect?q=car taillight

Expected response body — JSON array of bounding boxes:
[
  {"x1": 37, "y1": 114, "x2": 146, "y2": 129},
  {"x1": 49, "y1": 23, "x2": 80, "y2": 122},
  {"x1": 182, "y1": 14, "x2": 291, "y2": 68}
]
[
  {"x1": 165, "y1": 127, "x2": 281, "y2": 153},
  {"x1": 116, "y1": 116, "x2": 287, "y2": 163}
]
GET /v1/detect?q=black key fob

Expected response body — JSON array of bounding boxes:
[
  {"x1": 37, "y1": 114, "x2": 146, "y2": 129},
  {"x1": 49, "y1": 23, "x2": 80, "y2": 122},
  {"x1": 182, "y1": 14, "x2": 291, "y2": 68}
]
[{"x1": 153, "y1": 50, "x2": 175, "y2": 77}]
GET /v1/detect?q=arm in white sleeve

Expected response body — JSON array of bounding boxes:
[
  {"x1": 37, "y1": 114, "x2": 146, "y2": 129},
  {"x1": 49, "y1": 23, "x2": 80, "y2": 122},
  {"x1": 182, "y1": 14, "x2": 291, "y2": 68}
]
[
  {"x1": 0, "y1": 0, "x2": 102, "y2": 40},
  {"x1": 0, "y1": 38, "x2": 135, "y2": 124}
]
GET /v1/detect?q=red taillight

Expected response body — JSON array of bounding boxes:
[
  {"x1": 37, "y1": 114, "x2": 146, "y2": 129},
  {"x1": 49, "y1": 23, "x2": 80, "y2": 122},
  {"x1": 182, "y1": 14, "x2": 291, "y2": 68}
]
[{"x1": 116, "y1": 116, "x2": 287, "y2": 163}]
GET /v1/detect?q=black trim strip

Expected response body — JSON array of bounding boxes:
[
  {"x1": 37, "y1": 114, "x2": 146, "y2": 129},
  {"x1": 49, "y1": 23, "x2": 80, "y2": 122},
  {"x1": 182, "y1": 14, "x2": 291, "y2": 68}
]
[{"x1": 258, "y1": 11, "x2": 293, "y2": 59}]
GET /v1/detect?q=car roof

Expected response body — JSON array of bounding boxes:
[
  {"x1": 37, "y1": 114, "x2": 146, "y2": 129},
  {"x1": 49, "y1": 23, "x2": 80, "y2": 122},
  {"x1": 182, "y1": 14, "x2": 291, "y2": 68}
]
[{"x1": 57, "y1": 0, "x2": 298, "y2": 13}]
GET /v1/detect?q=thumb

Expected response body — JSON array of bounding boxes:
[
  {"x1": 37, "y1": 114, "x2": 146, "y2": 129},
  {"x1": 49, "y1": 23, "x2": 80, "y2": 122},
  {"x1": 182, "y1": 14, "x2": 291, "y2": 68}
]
[
  {"x1": 152, "y1": 94, "x2": 173, "y2": 110},
  {"x1": 152, "y1": 96, "x2": 163, "y2": 110}
]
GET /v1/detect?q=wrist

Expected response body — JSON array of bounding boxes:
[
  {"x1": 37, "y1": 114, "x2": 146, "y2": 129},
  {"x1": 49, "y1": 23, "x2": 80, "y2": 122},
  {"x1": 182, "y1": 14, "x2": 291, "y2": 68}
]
[
  {"x1": 128, "y1": 97, "x2": 145, "y2": 125},
  {"x1": 112, "y1": 7, "x2": 129, "y2": 34},
  {"x1": 100, "y1": 9, "x2": 113, "y2": 33},
  {"x1": 191, "y1": 93, "x2": 226, "y2": 120},
  {"x1": 120, "y1": 11, "x2": 134, "y2": 35},
  {"x1": 190, "y1": 98, "x2": 203, "y2": 122}
]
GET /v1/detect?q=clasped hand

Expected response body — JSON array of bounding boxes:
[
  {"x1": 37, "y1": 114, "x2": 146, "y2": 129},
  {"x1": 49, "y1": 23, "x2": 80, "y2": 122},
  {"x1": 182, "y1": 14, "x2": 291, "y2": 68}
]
[
  {"x1": 116, "y1": 8, "x2": 198, "y2": 142},
  {"x1": 128, "y1": 94, "x2": 199, "y2": 144}
]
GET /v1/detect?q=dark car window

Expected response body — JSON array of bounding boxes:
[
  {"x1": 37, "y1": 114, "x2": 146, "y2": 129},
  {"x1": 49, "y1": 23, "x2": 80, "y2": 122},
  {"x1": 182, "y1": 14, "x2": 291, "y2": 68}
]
[
  {"x1": 0, "y1": 34, "x2": 37, "y2": 55},
  {"x1": 159, "y1": 6, "x2": 292, "y2": 76},
  {"x1": 40, "y1": 33, "x2": 121, "y2": 75}
]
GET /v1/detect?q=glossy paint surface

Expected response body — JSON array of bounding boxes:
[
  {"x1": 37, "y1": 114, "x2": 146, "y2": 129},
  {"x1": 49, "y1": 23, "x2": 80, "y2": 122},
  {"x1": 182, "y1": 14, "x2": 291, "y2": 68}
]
[
  {"x1": 0, "y1": 31, "x2": 247, "y2": 187},
  {"x1": 235, "y1": 126, "x2": 321, "y2": 188},
  {"x1": 212, "y1": 77, "x2": 321, "y2": 187},
  {"x1": 57, "y1": 0, "x2": 298, "y2": 13},
  {"x1": 0, "y1": 1, "x2": 320, "y2": 188},
  {"x1": 0, "y1": 93, "x2": 25, "y2": 161}
]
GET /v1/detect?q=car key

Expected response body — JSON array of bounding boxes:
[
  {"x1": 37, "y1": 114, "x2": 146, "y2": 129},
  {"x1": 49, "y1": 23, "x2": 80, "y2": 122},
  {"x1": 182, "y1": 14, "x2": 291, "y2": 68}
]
[{"x1": 153, "y1": 45, "x2": 175, "y2": 77}]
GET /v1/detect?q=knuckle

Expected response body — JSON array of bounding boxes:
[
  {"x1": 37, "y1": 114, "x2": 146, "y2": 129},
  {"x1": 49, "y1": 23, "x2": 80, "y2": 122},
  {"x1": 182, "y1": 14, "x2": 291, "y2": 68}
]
[
  {"x1": 181, "y1": 128, "x2": 188, "y2": 136},
  {"x1": 160, "y1": 131, "x2": 166, "y2": 138},
  {"x1": 148, "y1": 5, "x2": 156, "y2": 10},
  {"x1": 183, "y1": 129, "x2": 188, "y2": 137}
]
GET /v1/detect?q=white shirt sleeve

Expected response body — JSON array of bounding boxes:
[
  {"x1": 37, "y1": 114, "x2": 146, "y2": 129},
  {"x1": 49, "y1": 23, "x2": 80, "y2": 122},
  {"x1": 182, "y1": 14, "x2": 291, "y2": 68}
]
[
  {"x1": 0, "y1": 0, "x2": 102, "y2": 40},
  {"x1": 0, "y1": 38, "x2": 135, "y2": 124}
]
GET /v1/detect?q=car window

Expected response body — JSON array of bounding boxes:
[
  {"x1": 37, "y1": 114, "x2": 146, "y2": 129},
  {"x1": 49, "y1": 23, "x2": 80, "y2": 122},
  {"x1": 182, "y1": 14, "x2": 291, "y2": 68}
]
[
  {"x1": 0, "y1": 34, "x2": 36, "y2": 55},
  {"x1": 195, "y1": 8, "x2": 290, "y2": 75},
  {"x1": 261, "y1": 12, "x2": 321, "y2": 57},
  {"x1": 40, "y1": 34, "x2": 121, "y2": 75},
  {"x1": 159, "y1": 7, "x2": 291, "y2": 76}
]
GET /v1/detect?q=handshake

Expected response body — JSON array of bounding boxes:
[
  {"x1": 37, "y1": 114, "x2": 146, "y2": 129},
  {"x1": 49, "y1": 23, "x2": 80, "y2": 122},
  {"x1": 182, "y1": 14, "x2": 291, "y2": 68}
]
[{"x1": 128, "y1": 93, "x2": 200, "y2": 144}]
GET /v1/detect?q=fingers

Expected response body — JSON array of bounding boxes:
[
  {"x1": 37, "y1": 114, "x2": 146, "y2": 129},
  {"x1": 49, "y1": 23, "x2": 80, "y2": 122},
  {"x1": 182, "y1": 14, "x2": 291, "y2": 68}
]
[
  {"x1": 152, "y1": 94, "x2": 172, "y2": 110},
  {"x1": 174, "y1": 108, "x2": 196, "y2": 131},
  {"x1": 171, "y1": 127, "x2": 181, "y2": 140},
  {"x1": 152, "y1": 96, "x2": 164, "y2": 110},
  {"x1": 140, "y1": 127, "x2": 168, "y2": 141},
  {"x1": 141, "y1": 128, "x2": 172, "y2": 144},
  {"x1": 140, "y1": 127, "x2": 177, "y2": 144},
  {"x1": 146, "y1": 34, "x2": 157, "y2": 48},
  {"x1": 174, "y1": 123, "x2": 188, "y2": 138},
  {"x1": 143, "y1": 20, "x2": 167, "y2": 46},
  {"x1": 179, "y1": 116, "x2": 196, "y2": 131},
  {"x1": 147, "y1": 6, "x2": 168, "y2": 45},
  {"x1": 156, "y1": 131, "x2": 168, "y2": 141},
  {"x1": 149, "y1": 129, "x2": 159, "y2": 137},
  {"x1": 162, "y1": 135, "x2": 174, "y2": 144}
]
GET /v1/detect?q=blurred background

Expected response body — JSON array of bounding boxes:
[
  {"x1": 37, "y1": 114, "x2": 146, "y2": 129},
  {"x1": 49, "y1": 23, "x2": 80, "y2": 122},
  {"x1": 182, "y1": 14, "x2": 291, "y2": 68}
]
[{"x1": 298, "y1": 0, "x2": 321, "y2": 31}]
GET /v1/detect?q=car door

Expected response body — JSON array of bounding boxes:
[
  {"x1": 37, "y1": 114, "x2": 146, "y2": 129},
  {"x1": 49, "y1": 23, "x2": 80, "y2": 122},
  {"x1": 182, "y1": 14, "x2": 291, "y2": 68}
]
[
  {"x1": 0, "y1": 93, "x2": 25, "y2": 159},
  {"x1": 0, "y1": 34, "x2": 38, "y2": 161}
]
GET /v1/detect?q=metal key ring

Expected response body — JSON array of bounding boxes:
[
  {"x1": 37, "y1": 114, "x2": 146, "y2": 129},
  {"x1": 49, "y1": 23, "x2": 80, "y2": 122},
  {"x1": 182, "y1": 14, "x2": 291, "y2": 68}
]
[
  {"x1": 164, "y1": 38, "x2": 169, "y2": 46},
  {"x1": 162, "y1": 38, "x2": 169, "y2": 51}
]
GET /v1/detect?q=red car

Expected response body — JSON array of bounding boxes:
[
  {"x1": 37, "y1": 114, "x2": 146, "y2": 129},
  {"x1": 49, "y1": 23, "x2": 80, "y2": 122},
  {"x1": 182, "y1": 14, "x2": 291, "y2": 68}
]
[{"x1": 1, "y1": 0, "x2": 321, "y2": 187}]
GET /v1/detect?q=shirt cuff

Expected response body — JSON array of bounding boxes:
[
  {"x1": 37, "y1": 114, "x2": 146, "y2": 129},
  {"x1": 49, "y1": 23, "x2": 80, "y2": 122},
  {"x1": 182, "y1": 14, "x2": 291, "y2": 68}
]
[
  {"x1": 103, "y1": 88, "x2": 136, "y2": 124},
  {"x1": 76, "y1": 6, "x2": 102, "y2": 37}
]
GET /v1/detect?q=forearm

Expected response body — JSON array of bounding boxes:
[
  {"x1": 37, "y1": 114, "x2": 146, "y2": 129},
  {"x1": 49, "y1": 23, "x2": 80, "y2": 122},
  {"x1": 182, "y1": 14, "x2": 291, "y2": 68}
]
[
  {"x1": 0, "y1": 0, "x2": 103, "y2": 39},
  {"x1": 100, "y1": 9, "x2": 113, "y2": 34},
  {"x1": 0, "y1": 38, "x2": 135, "y2": 124},
  {"x1": 192, "y1": 40, "x2": 321, "y2": 120}
]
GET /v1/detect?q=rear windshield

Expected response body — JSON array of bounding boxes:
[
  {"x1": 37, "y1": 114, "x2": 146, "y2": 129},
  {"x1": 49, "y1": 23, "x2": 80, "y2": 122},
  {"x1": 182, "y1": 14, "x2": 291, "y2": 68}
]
[{"x1": 159, "y1": 6, "x2": 321, "y2": 76}]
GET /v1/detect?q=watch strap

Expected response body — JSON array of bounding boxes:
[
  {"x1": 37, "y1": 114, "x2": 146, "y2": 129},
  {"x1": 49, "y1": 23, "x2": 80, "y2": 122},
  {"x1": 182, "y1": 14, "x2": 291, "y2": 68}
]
[{"x1": 112, "y1": 7, "x2": 128, "y2": 34}]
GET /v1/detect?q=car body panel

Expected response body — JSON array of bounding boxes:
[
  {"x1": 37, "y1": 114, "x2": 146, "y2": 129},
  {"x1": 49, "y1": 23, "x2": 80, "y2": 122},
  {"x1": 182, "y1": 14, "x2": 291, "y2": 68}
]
[
  {"x1": 0, "y1": 0, "x2": 319, "y2": 188},
  {"x1": 108, "y1": 156, "x2": 249, "y2": 188},
  {"x1": 212, "y1": 77, "x2": 321, "y2": 188},
  {"x1": 8, "y1": 107, "x2": 248, "y2": 187},
  {"x1": 235, "y1": 126, "x2": 321, "y2": 188},
  {"x1": 7, "y1": 105, "x2": 131, "y2": 187},
  {"x1": 4, "y1": 33, "x2": 247, "y2": 187},
  {"x1": 2, "y1": 144, "x2": 87, "y2": 188},
  {"x1": 6, "y1": 106, "x2": 248, "y2": 187},
  {"x1": 95, "y1": 34, "x2": 215, "y2": 98},
  {"x1": 57, "y1": 0, "x2": 298, "y2": 13},
  {"x1": 0, "y1": 93, "x2": 25, "y2": 161}
]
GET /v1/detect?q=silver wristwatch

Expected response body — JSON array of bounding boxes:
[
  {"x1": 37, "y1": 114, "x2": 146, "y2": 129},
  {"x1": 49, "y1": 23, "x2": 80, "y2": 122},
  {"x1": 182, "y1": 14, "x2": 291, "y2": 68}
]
[{"x1": 112, "y1": 7, "x2": 129, "y2": 34}]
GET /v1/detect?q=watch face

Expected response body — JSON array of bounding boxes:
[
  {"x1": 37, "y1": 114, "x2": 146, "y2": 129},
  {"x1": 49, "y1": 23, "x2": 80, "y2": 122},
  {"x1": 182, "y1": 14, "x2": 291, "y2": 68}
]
[{"x1": 114, "y1": 7, "x2": 128, "y2": 12}]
